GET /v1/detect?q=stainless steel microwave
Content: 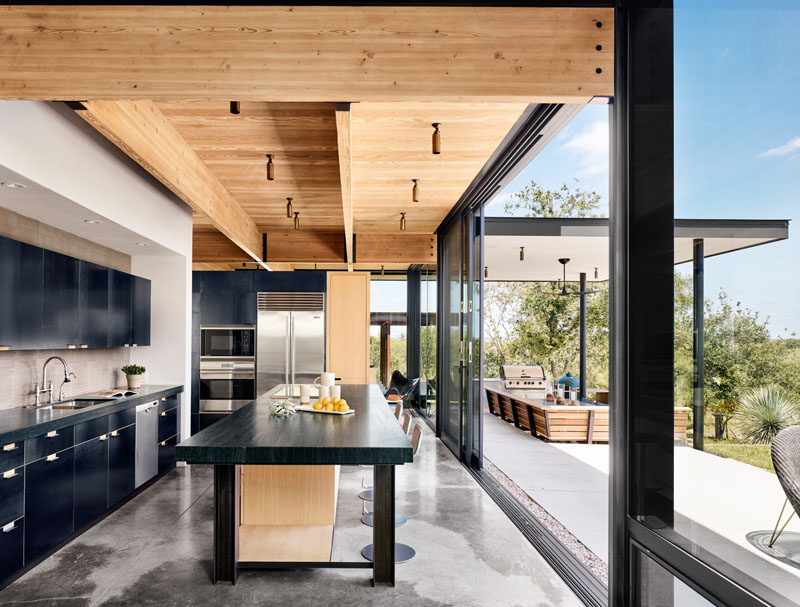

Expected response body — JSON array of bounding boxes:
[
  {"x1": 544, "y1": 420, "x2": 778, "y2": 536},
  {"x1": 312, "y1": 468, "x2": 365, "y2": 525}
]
[{"x1": 200, "y1": 325, "x2": 255, "y2": 358}]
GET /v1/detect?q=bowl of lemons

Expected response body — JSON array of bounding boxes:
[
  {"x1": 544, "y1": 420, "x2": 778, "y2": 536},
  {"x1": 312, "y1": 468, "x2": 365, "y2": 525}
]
[{"x1": 299, "y1": 396, "x2": 353, "y2": 415}]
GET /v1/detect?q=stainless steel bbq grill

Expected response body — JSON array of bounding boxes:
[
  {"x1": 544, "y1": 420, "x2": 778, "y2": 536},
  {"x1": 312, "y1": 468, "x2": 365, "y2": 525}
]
[{"x1": 500, "y1": 365, "x2": 547, "y2": 395}]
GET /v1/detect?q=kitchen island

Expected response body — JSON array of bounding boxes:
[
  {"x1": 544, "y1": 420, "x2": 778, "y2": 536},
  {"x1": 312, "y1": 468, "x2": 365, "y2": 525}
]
[{"x1": 175, "y1": 383, "x2": 413, "y2": 586}]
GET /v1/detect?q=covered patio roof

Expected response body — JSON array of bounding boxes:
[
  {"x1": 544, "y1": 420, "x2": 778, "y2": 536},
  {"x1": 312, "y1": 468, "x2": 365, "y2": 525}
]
[{"x1": 484, "y1": 217, "x2": 789, "y2": 282}]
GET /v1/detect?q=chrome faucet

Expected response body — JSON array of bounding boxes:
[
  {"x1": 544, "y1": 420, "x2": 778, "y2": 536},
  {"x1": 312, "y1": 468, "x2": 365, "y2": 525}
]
[{"x1": 34, "y1": 356, "x2": 77, "y2": 406}]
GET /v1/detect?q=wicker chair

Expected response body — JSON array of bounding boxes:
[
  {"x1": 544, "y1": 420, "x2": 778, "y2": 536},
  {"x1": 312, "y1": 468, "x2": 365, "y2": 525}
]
[{"x1": 768, "y1": 425, "x2": 800, "y2": 547}]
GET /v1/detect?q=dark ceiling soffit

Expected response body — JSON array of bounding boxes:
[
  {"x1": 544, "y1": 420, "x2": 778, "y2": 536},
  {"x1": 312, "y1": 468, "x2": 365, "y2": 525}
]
[
  {"x1": 486, "y1": 216, "x2": 789, "y2": 239},
  {"x1": 436, "y1": 103, "x2": 584, "y2": 234}
]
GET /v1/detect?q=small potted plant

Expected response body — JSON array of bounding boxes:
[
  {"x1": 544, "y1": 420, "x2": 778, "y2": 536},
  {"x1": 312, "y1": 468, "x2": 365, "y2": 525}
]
[{"x1": 121, "y1": 364, "x2": 146, "y2": 390}]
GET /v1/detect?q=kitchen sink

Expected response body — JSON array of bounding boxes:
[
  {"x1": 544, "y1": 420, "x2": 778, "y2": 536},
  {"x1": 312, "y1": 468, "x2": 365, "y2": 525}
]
[{"x1": 27, "y1": 397, "x2": 117, "y2": 410}]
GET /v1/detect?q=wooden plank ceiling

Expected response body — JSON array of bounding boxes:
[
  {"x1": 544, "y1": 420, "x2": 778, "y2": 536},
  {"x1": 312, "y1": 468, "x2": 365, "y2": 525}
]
[{"x1": 0, "y1": 4, "x2": 613, "y2": 270}]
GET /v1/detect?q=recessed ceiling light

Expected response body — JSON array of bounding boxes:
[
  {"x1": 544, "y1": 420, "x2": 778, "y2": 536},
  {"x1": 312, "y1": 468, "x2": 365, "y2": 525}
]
[
  {"x1": 84, "y1": 219, "x2": 103, "y2": 225},
  {"x1": 0, "y1": 181, "x2": 25, "y2": 189},
  {"x1": 135, "y1": 242, "x2": 150, "y2": 247}
]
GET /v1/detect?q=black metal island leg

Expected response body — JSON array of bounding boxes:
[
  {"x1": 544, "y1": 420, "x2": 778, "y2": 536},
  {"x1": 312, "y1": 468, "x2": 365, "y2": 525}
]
[
  {"x1": 213, "y1": 464, "x2": 239, "y2": 584},
  {"x1": 372, "y1": 464, "x2": 396, "y2": 586}
]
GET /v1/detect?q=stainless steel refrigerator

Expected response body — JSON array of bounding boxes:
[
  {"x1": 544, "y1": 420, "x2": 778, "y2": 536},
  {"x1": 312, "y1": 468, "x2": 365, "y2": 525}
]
[{"x1": 256, "y1": 292, "x2": 325, "y2": 398}]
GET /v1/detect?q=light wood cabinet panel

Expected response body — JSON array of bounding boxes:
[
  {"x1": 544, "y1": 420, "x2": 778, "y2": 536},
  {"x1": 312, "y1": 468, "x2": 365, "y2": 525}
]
[{"x1": 326, "y1": 272, "x2": 370, "y2": 384}]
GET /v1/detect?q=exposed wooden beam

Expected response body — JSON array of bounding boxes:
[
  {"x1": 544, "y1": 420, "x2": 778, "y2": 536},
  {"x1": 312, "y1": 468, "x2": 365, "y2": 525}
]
[
  {"x1": 266, "y1": 231, "x2": 345, "y2": 263},
  {"x1": 192, "y1": 230, "x2": 250, "y2": 264},
  {"x1": 335, "y1": 103, "x2": 354, "y2": 265},
  {"x1": 79, "y1": 100, "x2": 264, "y2": 264},
  {"x1": 355, "y1": 234, "x2": 436, "y2": 264},
  {"x1": 0, "y1": 6, "x2": 613, "y2": 101}
]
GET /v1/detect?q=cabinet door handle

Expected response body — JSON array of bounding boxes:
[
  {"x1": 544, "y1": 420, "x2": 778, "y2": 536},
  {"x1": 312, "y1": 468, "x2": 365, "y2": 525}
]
[
  {"x1": 2, "y1": 443, "x2": 17, "y2": 452},
  {"x1": 160, "y1": 411, "x2": 166, "y2": 417},
  {"x1": 67, "y1": 344, "x2": 76, "y2": 349},
  {"x1": 80, "y1": 344, "x2": 88, "y2": 349},
  {"x1": 46, "y1": 430, "x2": 59, "y2": 438},
  {"x1": 111, "y1": 430, "x2": 119, "y2": 437},
  {"x1": 0, "y1": 346, "x2": 10, "y2": 351},
  {"x1": 3, "y1": 469, "x2": 17, "y2": 479},
  {"x1": 46, "y1": 453, "x2": 59, "y2": 462},
  {"x1": 2, "y1": 521, "x2": 15, "y2": 533},
  {"x1": 99, "y1": 434, "x2": 108, "y2": 441}
]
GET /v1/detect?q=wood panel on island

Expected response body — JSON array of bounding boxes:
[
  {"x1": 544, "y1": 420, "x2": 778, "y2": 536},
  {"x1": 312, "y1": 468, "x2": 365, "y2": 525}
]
[{"x1": 0, "y1": 235, "x2": 151, "y2": 351}]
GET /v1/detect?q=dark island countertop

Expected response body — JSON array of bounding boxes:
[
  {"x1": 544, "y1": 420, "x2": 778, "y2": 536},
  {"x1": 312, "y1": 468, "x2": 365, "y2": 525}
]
[
  {"x1": 176, "y1": 384, "x2": 413, "y2": 466},
  {"x1": 0, "y1": 384, "x2": 183, "y2": 444}
]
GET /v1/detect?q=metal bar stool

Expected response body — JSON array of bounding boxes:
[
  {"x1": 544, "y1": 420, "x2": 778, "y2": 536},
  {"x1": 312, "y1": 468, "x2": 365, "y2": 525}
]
[{"x1": 361, "y1": 424, "x2": 423, "y2": 564}]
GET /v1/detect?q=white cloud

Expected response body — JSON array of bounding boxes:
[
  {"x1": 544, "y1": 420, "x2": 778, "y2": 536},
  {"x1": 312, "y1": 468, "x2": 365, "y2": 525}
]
[
  {"x1": 560, "y1": 120, "x2": 609, "y2": 177},
  {"x1": 760, "y1": 135, "x2": 800, "y2": 158}
]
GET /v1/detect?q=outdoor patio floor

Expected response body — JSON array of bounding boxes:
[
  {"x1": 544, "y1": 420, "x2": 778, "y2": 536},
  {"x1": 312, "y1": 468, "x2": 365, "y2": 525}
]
[{"x1": 483, "y1": 411, "x2": 800, "y2": 600}]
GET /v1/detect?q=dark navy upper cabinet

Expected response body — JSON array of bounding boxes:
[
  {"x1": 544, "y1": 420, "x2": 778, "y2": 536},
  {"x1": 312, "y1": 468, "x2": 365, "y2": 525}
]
[
  {"x1": 42, "y1": 250, "x2": 80, "y2": 348},
  {"x1": 78, "y1": 261, "x2": 110, "y2": 348},
  {"x1": 109, "y1": 270, "x2": 133, "y2": 347},
  {"x1": 132, "y1": 276, "x2": 151, "y2": 347},
  {"x1": 0, "y1": 237, "x2": 44, "y2": 350},
  {"x1": 199, "y1": 291, "x2": 256, "y2": 325}
]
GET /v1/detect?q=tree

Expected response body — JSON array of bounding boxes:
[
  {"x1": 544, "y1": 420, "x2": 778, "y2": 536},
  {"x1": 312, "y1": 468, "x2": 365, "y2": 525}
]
[{"x1": 504, "y1": 178, "x2": 604, "y2": 218}]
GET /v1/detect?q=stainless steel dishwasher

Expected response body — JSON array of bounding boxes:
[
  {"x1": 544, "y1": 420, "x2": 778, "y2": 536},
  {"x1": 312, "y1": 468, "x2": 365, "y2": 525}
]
[{"x1": 135, "y1": 401, "x2": 159, "y2": 487}]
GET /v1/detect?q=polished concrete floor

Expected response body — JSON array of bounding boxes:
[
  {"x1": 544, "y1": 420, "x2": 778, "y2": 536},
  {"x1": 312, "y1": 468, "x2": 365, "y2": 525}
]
[{"x1": 0, "y1": 420, "x2": 582, "y2": 607}]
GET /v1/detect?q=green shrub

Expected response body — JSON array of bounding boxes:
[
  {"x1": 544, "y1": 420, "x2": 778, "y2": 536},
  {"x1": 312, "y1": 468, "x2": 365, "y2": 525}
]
[
  {"x1": 122, "y1": 364, "x2": 146, "y2": 375},
  {"x1": 735, "y1": 386, "x2": 800, "y2": 444}
]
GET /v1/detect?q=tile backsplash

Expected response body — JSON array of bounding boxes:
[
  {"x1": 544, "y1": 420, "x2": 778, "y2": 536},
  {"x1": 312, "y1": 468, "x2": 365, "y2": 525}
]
[{"x1": 0, "y1": 348, "x2": 131, "y2": 410}]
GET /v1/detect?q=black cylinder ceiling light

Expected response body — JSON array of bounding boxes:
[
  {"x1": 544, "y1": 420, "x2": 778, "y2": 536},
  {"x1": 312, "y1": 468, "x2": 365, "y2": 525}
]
[
  {"x1": 400, "y1": 212, "x2": 406, "y2": 232},
  {"x1": 266, "y1": 154, "x2": 275, "y2": 181},
  {"x1": 431, "y1": 123, "x2": 442, "y2": 154},
  {"x1": 520, "y1": 246, "x2": 525, "y2": 261},
  {"x1": 230, "y1": 101, "x2": 240, "y2": 115},
  {"x1": 294, "y1": 211, "x2": 300, "y2": 230},
  {"x1": 412, "y1": 179, "x2": 419, "y2": 202},
  {"x1": 286, "y1": 197, "x2": 293, "y2": 218}
]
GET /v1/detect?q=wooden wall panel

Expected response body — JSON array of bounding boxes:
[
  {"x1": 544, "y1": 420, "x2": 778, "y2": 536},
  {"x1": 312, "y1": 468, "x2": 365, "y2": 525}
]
[
  {"x1": 241, "y1": 465, "x2": 338, "y2": 525},
  {"x1": 0, "y1": 6, "x2": 613, "y2": 101},
  {"x1": 326, "y1": 272, "x2": 370, "y2": 384},
  {"x1": 356, "y1": 234, "x2": 436, "y2": 264},
  {"x1": 266, "y1": 232, "x2": 345, "y2": 263}
]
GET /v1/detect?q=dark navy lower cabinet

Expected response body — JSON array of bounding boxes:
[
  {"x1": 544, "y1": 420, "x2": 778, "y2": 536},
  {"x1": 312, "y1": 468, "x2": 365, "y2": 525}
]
[
  {"x1": 108, "y1": 424, "x2": 136, "y2": 507},
  {"x1": 73, "y1": 436, "x2": 109, "y2": 530},
  {"x1": 0, "y1": 517, "x2": 24, "y2": 585},
  {"x1": 24, "y1": 447, "x2": 75, "y2": 564},
  {"x1": 158, "y1": 435, "x2": 177, "y2": 475}
]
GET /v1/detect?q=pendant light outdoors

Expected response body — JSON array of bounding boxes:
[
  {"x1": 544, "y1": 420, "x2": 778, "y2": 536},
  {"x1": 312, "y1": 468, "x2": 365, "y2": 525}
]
[
  {"x1": 266, "y1": 154, "x2": 275, "y2": 181},
  {"x1": 293, "y1": 211, "x2": 300, "y2": 230},
  {"x1": 286, "y1": 197, "x2": 293, "y2": 218},
  {"x1": 594, "y1": 267, "x2": 599, "y2": 279},
  {"x1": 431, "y1": 123, "x2": 442, "y2": 154},
  {"x1": 230, "y1": 101, "x2": 240, "y2": 115},
  {"x1": 484, "y1": 266, "x2": 488, "y2": 279},
  {"x1": 520, "y1": 246, "x2": 525, "y2": 261},
  {"x1": 412, "y1": 179, "x2": 419, "y2": 203},
  {"x1": 381, "y1": 265, "x2": 385, "y2": 277},
  {"x1": 400, "y1": 212, "x2": 406, "y2": 232}
]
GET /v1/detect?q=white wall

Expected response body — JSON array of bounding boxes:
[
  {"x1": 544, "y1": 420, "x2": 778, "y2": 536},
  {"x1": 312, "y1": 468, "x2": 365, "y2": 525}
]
[{"x1": 0, "y1": 101, "x2": 193, "y2": 438}]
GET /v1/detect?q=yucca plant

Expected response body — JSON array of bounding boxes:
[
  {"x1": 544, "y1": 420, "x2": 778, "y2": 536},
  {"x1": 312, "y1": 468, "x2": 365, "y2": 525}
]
[{"x1": 735, "y1": 386, "x2": 800, "y2": 444}]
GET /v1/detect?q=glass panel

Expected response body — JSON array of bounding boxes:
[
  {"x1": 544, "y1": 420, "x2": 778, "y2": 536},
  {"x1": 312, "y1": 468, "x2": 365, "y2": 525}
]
[
  {"x1": 636, "y1": 2, "x2": 800, "y2": 604},
  {"x1": 420, "y1": 265, "x2": 438, "y2": 419},
  {"x1": 636, "y1": 551, "x2": 716, "y2": 607},
  {"x1": 461, "y1": 213, "x2": 470, "y2": 454},
  {"x1": 471, "y1": 210, "x2": 483, "y2": 459},
  {"x1": 369, "y1": 278, "x2": 407, "y2": 385},
  {"x1": 439, "y1": 220, "x2": 463, "y2": 451}
]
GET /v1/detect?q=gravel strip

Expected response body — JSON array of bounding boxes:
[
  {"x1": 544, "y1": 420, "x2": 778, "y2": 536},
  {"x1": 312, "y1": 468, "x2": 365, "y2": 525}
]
[{"x1": 484, "y1": 458, "x2": 609, "y2": 583}]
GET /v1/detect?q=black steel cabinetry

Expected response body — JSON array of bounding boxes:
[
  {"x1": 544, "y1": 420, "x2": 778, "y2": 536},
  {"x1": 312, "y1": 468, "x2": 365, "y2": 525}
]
[
  {"x1": 24, "y1": 446, "x2": 75, "y2": 564},
  {"x1": 131, "y1": 276, "x2": 151, "y2": 347},
  {"x1": 73, "y1": 415, "x2": 110, "y2": 530},
  {"x1": 108, "y1": 421, "x2": 136, "y2": 507},
  {"x1": 0, "y1": 237, "x2": 44, "y2": 349},
  {"x1": 42, "y1": 250, "x2": 80, "y2": 348},
  {"x1": 157, "y1": 396, "x2": 179, "y2": 474},
  {"x1": 78, "y1": 261, "x2": 111, "y2": 348},
  {"x1": 109, "y1": 270, "x2": 133, "y2": 347}
]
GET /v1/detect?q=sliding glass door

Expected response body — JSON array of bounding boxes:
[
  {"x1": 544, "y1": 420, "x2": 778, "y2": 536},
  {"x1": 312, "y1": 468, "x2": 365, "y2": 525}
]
[{"x1": 439, "y1": 218, "x2": 463, "y2": 454}]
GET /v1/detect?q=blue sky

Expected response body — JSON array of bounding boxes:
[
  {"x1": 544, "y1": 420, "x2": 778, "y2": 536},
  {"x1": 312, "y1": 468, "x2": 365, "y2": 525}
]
[{"x1": 487, "y1": 0, "x2": 800, "y2": 336}]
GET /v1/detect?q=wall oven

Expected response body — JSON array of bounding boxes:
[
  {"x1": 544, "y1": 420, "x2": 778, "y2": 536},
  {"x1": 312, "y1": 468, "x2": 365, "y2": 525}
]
[
  {"x1": 200, "y1": 325, "x2": 255, "y2": 358},
  {"x1": 199, "y1": 358, "x2": 255, "y2": 414}
]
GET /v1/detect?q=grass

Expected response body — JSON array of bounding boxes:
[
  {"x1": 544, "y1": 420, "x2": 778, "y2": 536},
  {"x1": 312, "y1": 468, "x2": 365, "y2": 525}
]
[
  {"x1": 704, "y1": 438, "x2": 775, "y2": 473},
  {"x1": 682, "y1": 412, "x2": 776, "y2": 473}
]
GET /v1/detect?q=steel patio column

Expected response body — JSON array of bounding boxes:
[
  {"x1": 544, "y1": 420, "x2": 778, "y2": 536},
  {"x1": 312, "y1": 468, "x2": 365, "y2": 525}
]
[
  {"x1": 693, "y1": 238, "x2": 705, "y2": 450},
  {"x1": 579, "y1": 272, "x2": 587, "y2": 401}
]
